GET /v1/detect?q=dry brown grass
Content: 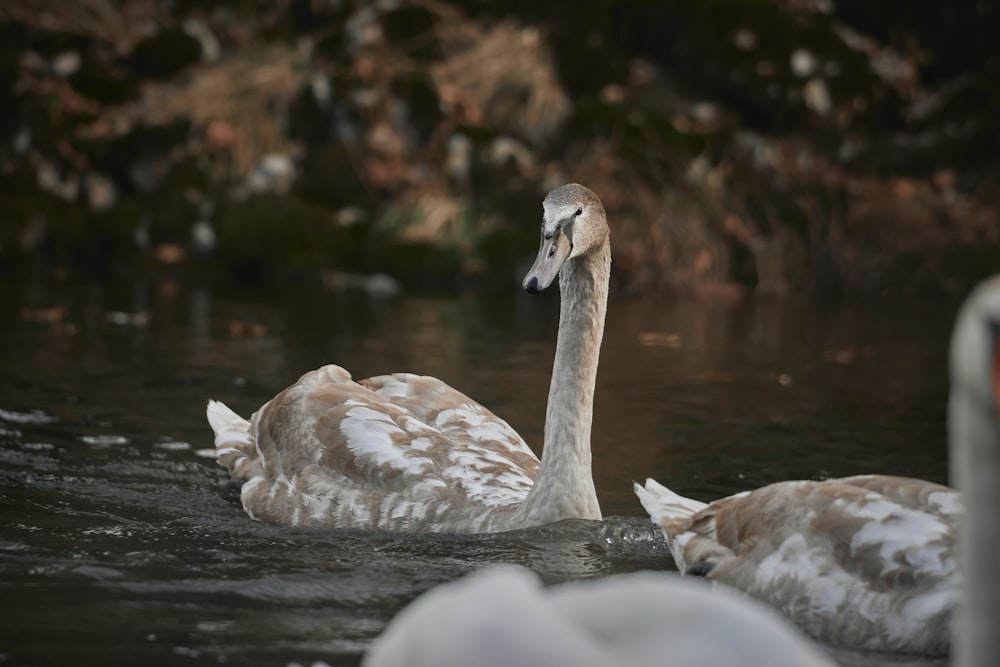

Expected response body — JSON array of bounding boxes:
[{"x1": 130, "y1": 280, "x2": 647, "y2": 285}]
[
  {"x1": 0, "y1": 0, "x2": 158, "y2": 52},
  {"x1": 431, "y1": 20, "x2": 571, "y2": 146},
  {"x1": 560, "y1": 141, "x2": 739, "y2": 296},
  {"x1": 80, "y1": 42, "x2": 306, "y2": 179}
]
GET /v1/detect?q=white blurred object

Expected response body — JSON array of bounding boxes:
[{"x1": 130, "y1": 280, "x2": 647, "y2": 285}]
[{"x1": 363, "y1": 566, "x2": 835, "y2": 667}]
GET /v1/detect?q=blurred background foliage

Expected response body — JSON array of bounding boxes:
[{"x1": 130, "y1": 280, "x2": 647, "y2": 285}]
[{"x1": 0, "y1": 0, "x2": 996, "y2": 297}]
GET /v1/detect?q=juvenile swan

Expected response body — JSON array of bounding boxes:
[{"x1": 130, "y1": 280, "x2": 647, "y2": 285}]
[
  {"x1": 207, "y1": 183, "x2": 609, "y2": 532},
  {"x1": 636, "y1": 325, "x2": 971, "y2": 654}
]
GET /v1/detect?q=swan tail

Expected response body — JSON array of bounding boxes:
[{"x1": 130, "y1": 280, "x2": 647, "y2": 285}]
[
  {"x1": 634, "y1": 479, "x2": 737, "y2": 576},
  {"x1": 207, "y1": 399, "x2": 260, "y2": 481},
  {"x1": 633, "y1": 478, "x2": 708, "y2": 525}
]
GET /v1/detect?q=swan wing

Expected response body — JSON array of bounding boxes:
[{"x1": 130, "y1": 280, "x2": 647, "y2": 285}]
[
  {"x1": 359, "y1": 371, "x2": 538, "y2": 469},
  {"x1": 838, "y1": 473, "x2": 961, "y2": 518},
  {"x1": 359, "y1": 371, "x2": 540, "y2": 505},
  {"x1": 232, "y1": 365, "x2": 537, "y2": 531}
]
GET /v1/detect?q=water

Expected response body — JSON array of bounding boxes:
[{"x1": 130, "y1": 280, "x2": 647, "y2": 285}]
[{"x1": 0, "y1": 276, "x2": 958, "y2": 666}]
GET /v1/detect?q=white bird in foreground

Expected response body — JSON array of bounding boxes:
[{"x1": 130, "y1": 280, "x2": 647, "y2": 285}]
[
  {"x1": 207, "y1": 183, "x2": 610, "y2": 532},
  {"x1": 948, "y1": 275, "x2": 1000, "y2": 667},
  {"x1": 361, "y1": 565, "x2": 837, "y2": 667},
  {"x1": 628, "y1": 279, "x2": 1000, "y2": 656}
]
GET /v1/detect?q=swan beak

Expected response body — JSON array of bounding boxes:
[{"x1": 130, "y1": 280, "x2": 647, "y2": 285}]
[{"x1": 523, "y1": 228, "x2": 573, "y2": 294}]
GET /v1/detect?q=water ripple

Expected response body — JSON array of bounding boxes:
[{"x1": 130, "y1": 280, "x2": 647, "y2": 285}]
[
  {"x1": 0, "y1": 408, "x2": 58, "y2": 425},
  {"x1": 78, "y1": 434, "x2": 131, "y2": 447}
]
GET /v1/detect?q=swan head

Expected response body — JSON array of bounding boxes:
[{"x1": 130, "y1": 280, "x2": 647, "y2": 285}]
[
  {"x1": 950, "y1": 274, "x2": 1000, "y2": 422},
  {"x1": 522, "y1": 183, "x2": 608, "y2": 294}
]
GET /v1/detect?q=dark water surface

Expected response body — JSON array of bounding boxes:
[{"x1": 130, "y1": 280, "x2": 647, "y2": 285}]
[{"x1": 0, "y1": 277, "x2": 958, "y2": 666}]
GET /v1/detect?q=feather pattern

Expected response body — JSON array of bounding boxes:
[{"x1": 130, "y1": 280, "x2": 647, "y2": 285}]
[
  {"x1": 229, "y1": 366, "x2": 540, "y2": 531},
  {"x1": 636, "y1": 473, "x2": 960, "y2": 654},
  {"x1": 207, "y1": 184, "x2": 610, "y2": 533}
]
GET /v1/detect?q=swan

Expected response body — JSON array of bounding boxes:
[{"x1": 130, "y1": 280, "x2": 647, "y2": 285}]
[
  {"x1": 206, "y1": 183, "x2": 609, "y2": 532},
  {"x1": 949, "y1": 274, "x2": 1000, "y2": 667},
  {"x1": 635, "y1": 473, "x2": 958, "y2": 654},
  {"x1": 631, "y1": 294, "x2": 1000, "y2": 657},
  {"x1": 361, "y1": 565, "x2": 837, "y2": 667}
]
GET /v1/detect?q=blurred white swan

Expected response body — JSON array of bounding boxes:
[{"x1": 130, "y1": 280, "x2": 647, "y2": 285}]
[
  {"x1": 207, "y1": 184, "x2": 609, "y2": 532},
  {"x1": 631, "y1": 279, "x2": 1000, "y2": 656},
  {"x1": 949, "y1": 274, "x2": 1000, "y2": 667},
  {"x1": 362, "y1": 565, "x2": 837, "y2": 667}
]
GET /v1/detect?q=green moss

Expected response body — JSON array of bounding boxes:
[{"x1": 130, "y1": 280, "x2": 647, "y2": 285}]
[
  {"x1": 215, "y1": 193, "x2": 365, "y2": 277},
  {"x1": 295, "y1": 145, "x2": 372, "y2": 210},
  {"x1": 81, "y1": 120, "x2": 192, "y2": 191}
]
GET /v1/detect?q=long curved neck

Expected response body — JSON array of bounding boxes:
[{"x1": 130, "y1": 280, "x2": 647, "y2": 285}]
[
  {"x1": 514, "y1": 239, "x2": 610, "y2": 527},
  {"x1": 950, "y1": 372, "x2": 1000, "y2": 667}
]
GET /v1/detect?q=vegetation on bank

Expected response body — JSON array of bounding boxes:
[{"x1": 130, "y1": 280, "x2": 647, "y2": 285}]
[{"x1": 1, "y1": 0, "x2": 997, "y2": 297}]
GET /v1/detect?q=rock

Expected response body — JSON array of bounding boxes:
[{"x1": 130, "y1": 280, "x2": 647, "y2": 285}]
[
  {"x1": 246, "y1": 154, "x2": 296, "y2": 194},
  {"x1": 85, "y1": 172, "x2": 117, "y2": 211}
]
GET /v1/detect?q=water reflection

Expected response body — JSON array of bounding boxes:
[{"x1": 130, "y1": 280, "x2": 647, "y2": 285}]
[{"x1": 0, "y1": 278, "x2": 957, "y2": 666}]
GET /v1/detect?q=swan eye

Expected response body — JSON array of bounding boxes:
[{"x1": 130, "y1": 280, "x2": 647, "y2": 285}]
[{"x1": 574, "y1": 207, "x2": 583, "y2": 216}]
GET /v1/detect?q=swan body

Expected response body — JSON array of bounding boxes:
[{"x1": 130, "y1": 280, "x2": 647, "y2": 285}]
[
  {"x1": 630, "y1": 286, "x2": 1000, "y2": 656},
  {"x1": 207, "y1": 183, "x2": 610, "y2": 533},
  {"x1": 949, "y1": 274, "x2": 1000, "y2": 667},
  {"x1": 362, "y1": 565, "x2": 837, "y2": 667},
  {"x1": 635, "y1": 474, "x2": 959, "y2": 654}
]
